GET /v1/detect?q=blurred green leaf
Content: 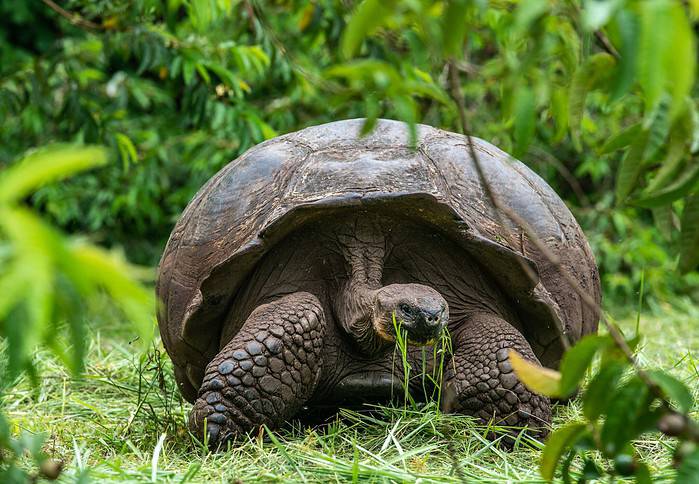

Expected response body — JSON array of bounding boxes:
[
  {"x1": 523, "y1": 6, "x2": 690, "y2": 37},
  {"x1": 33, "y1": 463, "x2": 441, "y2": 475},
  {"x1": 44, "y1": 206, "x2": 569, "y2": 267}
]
[
  {"x1": 615, "y1": 128, "x2": 650, "y2": 203},
  {"x1": 513, "y1": 0, "x2": 548, "y2": 35},
  {"x1": 513, "y1": 85, "x2": 536, "y2": 157},
  {"x1": 442, "y1": 0, "x2": 469, "y2": 57},
  {"x1": 115, "y1": 133, "x2": 138, "y2": 169},
  {"x1": 609, "y1": 8, "x2": 639, "y2": 101},
  {"x1": 558, "y1": 335, "x2": 611, "y2": 397},
  {"x1": 550, "y1": 88, "x2": 569, "y2": 142},
  {"x1": 341, "y1": 0, "x2": 398, "y2": 58},
  {"x1": 582, "y1": 0, "x2": 622, "y2": 31},
  {"x1": 600, "y1": 376, "x2": 653, "y2": 455},
  {"x1": 583, "y1": 360, "x2": 625, "y2": 420},
  {"x1": 70, "y1": 244, "x2": 154, "y2": 347},
  {"x1": 0, "y1": 207, "x2": 59, "y2": 377},
  {"x1": 652, "y1": 206, "x2": 674, "y2": 241},
  {"x1": 642, "y1": 113, "x2": 691, "y2": 192},
  {"x1": 638, "y1": 0, "x2": 696, "y2": 119},
  {"x1": 509, "y1": 349, "x2": 562, "y2": 398},
  {"x1": 679, "y1": 192, "x2": 699, "y2": 273},
  {"x1": 599, "y1": 122, "x2": 641, "y2": 155},
  {"x1": 643, "y1": 96, "x2": 671, "y2": 163},
  {"x1": 633, "y1": 161, "x2": 699, "y2": 208},
  {"x1": 676, "y1": 445, "x2": 699, "y2": 484},
  {"x1": 568, "y1": 53, "x2": 616, "y2": 149},
  {"x1": 0, "y1": 145, "x2": 107, "y2": 204},
  {"x1": 540, "y1": 423, "x2": 588, "y2": 481},
  {"x1": 634, "y1": 462, "x2": 653, "y2": 484},
  {"x1": 646, "y1": 370, "x2": 694, "y2": 412}
]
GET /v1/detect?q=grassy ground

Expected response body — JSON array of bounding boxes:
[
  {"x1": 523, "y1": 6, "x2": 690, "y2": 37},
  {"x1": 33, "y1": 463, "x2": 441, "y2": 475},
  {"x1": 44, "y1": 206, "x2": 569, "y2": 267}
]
[{"x1": 4, "y1": 299, "x2": 699, "y2": 483}]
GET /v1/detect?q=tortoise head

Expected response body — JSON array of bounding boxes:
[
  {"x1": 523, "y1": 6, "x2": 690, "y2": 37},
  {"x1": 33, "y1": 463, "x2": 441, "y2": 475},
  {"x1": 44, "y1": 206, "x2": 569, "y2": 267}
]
[{"x1": 372, "y1": 283, "x2": 449, "y2": 345}]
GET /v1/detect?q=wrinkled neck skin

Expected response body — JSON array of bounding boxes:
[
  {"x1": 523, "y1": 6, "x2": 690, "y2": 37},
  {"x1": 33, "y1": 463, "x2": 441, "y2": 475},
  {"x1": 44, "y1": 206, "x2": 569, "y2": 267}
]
[{"x1": 333, "y1": 218, "x2": 390, "y2": 355}]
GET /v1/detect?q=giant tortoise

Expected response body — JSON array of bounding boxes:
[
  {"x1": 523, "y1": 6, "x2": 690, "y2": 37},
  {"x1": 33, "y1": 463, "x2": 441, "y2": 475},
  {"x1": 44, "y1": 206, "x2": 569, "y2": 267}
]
[{"x1": 156, "y1": 119, "x2": 600, "y2": 448}]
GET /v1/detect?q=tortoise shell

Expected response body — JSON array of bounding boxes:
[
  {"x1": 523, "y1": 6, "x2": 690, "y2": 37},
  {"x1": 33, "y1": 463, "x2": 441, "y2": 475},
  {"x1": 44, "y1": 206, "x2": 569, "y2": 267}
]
[{"x1": 156, "y1": 119, "x2": 600, "y2": 401}]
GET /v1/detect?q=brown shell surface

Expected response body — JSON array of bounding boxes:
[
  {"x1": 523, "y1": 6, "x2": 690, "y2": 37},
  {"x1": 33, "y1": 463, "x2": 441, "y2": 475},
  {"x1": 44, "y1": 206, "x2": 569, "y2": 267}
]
[{"x1": 157, "y1": 119, "x2": 600, "y2": 400}]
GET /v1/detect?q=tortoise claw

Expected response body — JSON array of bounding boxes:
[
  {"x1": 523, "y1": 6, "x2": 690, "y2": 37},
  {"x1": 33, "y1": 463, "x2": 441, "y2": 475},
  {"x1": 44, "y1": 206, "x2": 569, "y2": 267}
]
[{"x1": 189, "y1": 399, "x2": 236, "y2": 451}]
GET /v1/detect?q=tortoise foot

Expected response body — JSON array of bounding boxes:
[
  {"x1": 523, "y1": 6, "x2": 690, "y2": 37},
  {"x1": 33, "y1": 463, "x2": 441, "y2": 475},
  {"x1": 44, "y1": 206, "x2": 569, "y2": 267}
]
[
  {"x1": 188, "y1": 292, "x2": 326, "y2": 451},
  {"x1": 442, "y1": 313, "x2": 551, "y2": 444}
]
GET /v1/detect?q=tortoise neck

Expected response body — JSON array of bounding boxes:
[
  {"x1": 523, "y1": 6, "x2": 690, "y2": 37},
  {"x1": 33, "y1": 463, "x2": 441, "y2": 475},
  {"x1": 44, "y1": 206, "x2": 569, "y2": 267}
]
[
  {"x1": 334, "y1": 216, "x2": 389, "y2": 354},
  {"x1": 341, "y1": 216, "x2": 386, "y2": 290}
]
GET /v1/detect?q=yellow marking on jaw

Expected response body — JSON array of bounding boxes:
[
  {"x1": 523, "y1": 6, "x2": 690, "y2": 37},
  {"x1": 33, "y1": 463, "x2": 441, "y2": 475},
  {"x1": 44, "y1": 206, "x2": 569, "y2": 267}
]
[
  {"x1": 374, "y1": 324, "x2": 396, "y2": 342},
  {"x1": 407, "y1": 338, "x2": 437, "y2": 346}
]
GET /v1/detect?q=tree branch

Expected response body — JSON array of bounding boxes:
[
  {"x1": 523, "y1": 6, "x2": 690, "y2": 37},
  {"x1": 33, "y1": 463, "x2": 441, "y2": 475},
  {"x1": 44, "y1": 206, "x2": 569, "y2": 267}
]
[{"x1": 42, "y1": 0, "x2": 102, "y2": 31}]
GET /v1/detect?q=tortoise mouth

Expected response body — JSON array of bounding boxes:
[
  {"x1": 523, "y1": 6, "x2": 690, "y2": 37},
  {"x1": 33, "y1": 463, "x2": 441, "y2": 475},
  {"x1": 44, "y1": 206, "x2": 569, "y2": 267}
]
[
  {"x1": 402, "y1": 322, "x2": 448, "y2": 346},
  {"x1": 374, "y1": 315, "x2": 448, "y2": 347}
]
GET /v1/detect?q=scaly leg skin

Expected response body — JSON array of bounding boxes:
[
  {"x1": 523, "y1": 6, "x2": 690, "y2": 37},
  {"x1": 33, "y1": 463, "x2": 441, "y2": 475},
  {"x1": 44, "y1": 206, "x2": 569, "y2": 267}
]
[
  {"x1": 190, "y1": 292, "x2": 326, "y2": 450},
  {"x1": 442, "y1": 313, "x2": 551, "y2": 443}
]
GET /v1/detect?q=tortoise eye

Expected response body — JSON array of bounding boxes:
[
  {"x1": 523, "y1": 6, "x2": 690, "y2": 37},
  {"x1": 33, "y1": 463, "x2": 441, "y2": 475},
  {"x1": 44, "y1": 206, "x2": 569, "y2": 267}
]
[{"x1": 399, "y1": 303, "x2": 413, "y2": 316}]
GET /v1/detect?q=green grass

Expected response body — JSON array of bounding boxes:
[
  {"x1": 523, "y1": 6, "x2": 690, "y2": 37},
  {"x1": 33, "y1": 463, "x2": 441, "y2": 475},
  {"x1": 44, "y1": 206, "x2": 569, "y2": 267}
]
[{"x1": 4, "y1": 299, "x2": 699, "y2": 483}]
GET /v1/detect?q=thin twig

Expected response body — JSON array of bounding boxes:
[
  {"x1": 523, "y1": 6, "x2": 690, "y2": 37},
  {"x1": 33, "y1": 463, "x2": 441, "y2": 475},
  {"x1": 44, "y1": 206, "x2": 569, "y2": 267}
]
[
  {"x1": 448, "y1": 58, "x2": 646, "y2": 355},
  {"x1": 447, "y1": 61, "x2": 572, "y2": 351},
  {"x1": 249, "y1": 0, "x2": 347, "y2": 95},
  {"x1": 42, "y1": 0, "x2": 102, "y2": 31},
  {"x1": 529, "y1": 146, "x2": 591, "y2": 208},
  {"x1": 594, "y1": 31, "x2": 620, "y2": 60}
]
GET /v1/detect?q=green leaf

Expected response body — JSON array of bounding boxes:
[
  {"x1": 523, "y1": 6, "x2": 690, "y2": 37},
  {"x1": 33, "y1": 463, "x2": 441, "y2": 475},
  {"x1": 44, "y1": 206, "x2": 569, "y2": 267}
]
[
  {"x1": 638, "y1": 0, "x2": 696, "y2": 119},
  {"x1": 652, "y1": 206, "x2": 674, "y2": 241},
  {"x1": 195, "y1": 63, "x2": 210, "y2": 84},
  {"x1": 115, "y1": 133, "x2": 138, "y2": 168},
  {"x1": 689, "y1": 100, "x2": 699, "y2": 154},
  {"x1": 441, "y1": 0, "x2": 469, "y2": 57},
  {"x1": 568, "y1": 53, "x2": 616, "y2": 149},
  {"x1": 341, "y1": 0, "x2": 398, "y2": 58},
  {"x1": 361, "y1": 94, "x2": 380, "y2": 136},
  {"x1": 513, "y1": 0, "x2": 549, "y2": 35},
  {"x1": 609, "y1": 8, "x2": 639, "y2": 101},
  {"x1": 615, "y1": 128, "x2": 650, "y2": 203},
  {"x1": 550, "y1": 88, "x2": 569, "y2": 142},
  {"x1": 642, "y1": 115, "x2": 691, "y2": 193},
  {"x1": 392, "y1": 95, "x2": 418, "y2": 147},
  {"x1": 642, "y1": 96, "x2": 671, "y2": 163},
  {"x1": 509, "y1": 350, "x2": 562, "y2": 398},
  {"x1": 634, "y1": 462, "x2": 653, "y2": 484},
  {"x1": 646, "y1": 370, "x2": 694, "y2": 412},
  {"x1": 600, "y1": 376, "x2": 652, "y2": 455},
  {"x1": 582, "y1": 0, "x2": 623, "y2": 31},
  {"x1": 679, "y1": 192, "x2": 699, "y2": 273},
  {"x1": 0, "y1": 145, "x2": 107, "y2": 204},
  {"x1": 633, "y1": 161, "x2": 699, "y2": 208},
  {"x1": 676, "y1": 445, "x2": 699, "y2": 484},
  {"x1": 599, "y1": 122, "x2": 641, "y2": 155},
  {"x1": 183, "y1": 59, "x2": 195, "y2": 85},
  {"x1": 583, "y1": 360, "x2": 626, "y2": 420},
  {"x1": 513, "y1": 85, "x2": 536, "y2": 158},
  {"x1": 69, "y1": 244, "x2": 155, "y2": 349},
  {"x1": 540, "y1": 423, "x2": 588, "y2": 481},
  {"x1": 558, "y1": 335, "x2": 611, "y2": 397},
  {"x1": 0, "y1": 208, "x2": 61, "y2": 378}
]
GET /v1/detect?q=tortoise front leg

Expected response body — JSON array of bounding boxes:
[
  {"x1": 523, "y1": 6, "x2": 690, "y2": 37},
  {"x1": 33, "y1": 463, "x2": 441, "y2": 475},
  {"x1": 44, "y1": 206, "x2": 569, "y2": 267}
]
[
  {"x1": 442, "y1": 313, "x2": 551, "y2": 440},
  {"x1": 190, "y1": 292, "x2": 326, "y2": 449}
]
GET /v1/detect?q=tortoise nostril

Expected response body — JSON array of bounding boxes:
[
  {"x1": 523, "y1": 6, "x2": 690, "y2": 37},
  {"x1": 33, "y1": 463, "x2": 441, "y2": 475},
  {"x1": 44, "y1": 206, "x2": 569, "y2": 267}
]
[{"x1": 420, "y1": 309, "x2": 442, "y2": 326}]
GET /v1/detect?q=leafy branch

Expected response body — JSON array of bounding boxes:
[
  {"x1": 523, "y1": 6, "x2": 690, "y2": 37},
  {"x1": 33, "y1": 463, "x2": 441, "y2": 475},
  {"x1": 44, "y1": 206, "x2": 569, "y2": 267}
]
[{"x1": 0, "y1": 145, "x2": 155, "y2": 482}]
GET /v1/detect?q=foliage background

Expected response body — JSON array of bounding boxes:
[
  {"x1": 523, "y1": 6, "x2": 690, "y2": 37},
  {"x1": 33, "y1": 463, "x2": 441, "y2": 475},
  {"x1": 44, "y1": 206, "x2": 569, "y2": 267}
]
[{"x1": 2, "y1": 0, "x2": 699, "y2": 482}]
